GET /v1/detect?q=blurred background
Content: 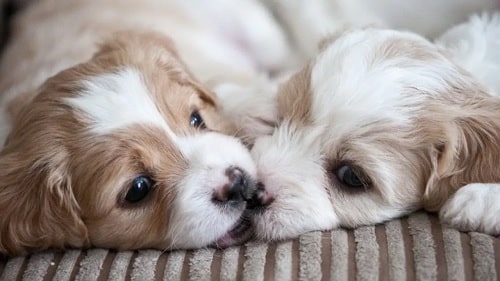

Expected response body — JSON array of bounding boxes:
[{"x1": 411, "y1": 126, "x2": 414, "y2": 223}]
[{"x1": 1, "y1": 0, "x2": 499, "y2": 66}]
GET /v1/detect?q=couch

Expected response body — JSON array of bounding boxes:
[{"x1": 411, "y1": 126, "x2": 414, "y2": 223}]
[{"x1": 1, "y1": 212, "x2": 499, "y2": 280}]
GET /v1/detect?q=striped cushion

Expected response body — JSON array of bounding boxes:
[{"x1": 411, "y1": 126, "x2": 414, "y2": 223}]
[{"x1": 1, "y1": 212, "x2": 499, "y2": 280}]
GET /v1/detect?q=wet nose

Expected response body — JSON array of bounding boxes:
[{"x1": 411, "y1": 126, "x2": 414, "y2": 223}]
[
  {"x1": 214, "y1": 167, "x2": 254, "y2": 204},
  {"x1": 214, "y1": 168, "x2": 274, "y2": 207},
  {"x1": 246, "y1": 182, "x2": 274, "y2": 209},
  {"x1": 226, "y1": 167, "x2": 248, "y2": 202}
]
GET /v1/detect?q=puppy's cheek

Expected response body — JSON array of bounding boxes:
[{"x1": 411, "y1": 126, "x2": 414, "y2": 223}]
[{"x1": 166, "y1": 199, "x2": 243, "y2": 248}]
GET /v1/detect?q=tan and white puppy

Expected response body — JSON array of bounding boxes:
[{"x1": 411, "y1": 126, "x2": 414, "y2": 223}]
[
  {"x1": 0, "y1": 0, "x2": 290, "y2": 256},
  {"x1": 249, "y1": 14, "x2": 500, "y2": 241}
]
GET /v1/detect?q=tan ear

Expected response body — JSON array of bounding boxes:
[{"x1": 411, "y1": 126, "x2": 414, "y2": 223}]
[
  {"x1": 0, "y1": 94, "x2": 89, "y2": 256},
  {"x1": 0, "y1": 146, "x2": 89, "y2": 256},
  {"x1": 422, "y1": 95, "x2": 500, "y2": 211}
]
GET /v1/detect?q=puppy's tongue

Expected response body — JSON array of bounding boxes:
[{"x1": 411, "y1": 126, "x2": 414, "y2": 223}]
[{"x1": 215, "y1": 216, "x2": 253, "y2": 248}]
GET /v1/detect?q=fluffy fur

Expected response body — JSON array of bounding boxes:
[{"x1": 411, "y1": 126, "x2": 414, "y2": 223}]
[
  {"x1": 0, "y1": 0, "x2": 290, "y2": 256},
  {"x1": 249, "y1": 14, "x2": 500, "y2": 241}
]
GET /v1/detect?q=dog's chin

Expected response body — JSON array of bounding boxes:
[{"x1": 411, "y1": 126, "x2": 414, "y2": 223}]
[{"x1": 212, "y1": 210, "x2": 254, "y2": 248}]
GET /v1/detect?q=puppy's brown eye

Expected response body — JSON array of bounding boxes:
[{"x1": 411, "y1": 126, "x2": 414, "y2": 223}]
[
  {"x1": 190, "y1": 111, "x2": 206, "y2": 129},
  {"x1": 125, "y1": 176, "x2": 154, "y2": 203},
  {"x1": 336, "y1": 165, "x2": 366, "y2": 190}
]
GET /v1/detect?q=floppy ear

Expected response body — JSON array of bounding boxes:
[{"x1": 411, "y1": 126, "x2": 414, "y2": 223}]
[
  {"x1": 0, "y1": 92, "x2": 89, "y2": 256},
  {"x1": 0, "y1": 146, "x2": 89, "y2": 256},
  {"x1": 422, "y1": 93, "x2": 500, "y2": 211}
]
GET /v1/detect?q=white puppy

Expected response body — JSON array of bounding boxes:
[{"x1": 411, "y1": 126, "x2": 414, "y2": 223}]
[{"x1": 248, "y1": 13, "x2": 500, "y2": 241}]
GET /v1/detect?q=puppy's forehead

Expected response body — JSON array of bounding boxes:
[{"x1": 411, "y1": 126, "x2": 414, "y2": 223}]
[
  {"x1": 65, "y1": 67, "x2": 180, "y2": 140},
  {"x1": 308, "y1": 29, "x2": 454, "y2": 129}
]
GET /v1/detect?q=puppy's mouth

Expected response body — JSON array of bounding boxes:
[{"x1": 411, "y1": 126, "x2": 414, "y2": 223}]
[
  {"x1": 213, "y1": 211, "x2": 253, "y2": 248},
  {"x1": 212, "y1": 182, "x2": 273, "y2": 248}
]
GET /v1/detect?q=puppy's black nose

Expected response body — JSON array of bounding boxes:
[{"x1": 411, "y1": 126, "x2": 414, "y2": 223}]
[
  {"x1": 214, "y1": 167, "x2": 254, "y2": 204},
  {"x1": 246, "y1": 182, "x2": 274, "y2": 209},
  {"x1": 226, "y1": 168, "x2": 247, "y2": 202}
]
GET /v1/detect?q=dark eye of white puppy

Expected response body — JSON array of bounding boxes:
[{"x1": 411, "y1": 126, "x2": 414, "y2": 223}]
[
  {"x1": 336, "y1": 165, "x2": 367, "y2": 190},
  {"x1": 190, "y1": 111, "x2": 206, "y2": 129},
  {"x1": 125, "y1": 176, "x2": 154, "y2": 203}
]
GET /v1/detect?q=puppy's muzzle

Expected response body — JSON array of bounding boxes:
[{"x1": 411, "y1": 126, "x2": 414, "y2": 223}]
[{"x1": 226, "y1": 167, "x2": 251, "y2": 203}]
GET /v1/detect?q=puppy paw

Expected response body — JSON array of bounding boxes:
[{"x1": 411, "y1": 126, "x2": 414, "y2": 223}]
[{"x1": 439, "y1": 183, "x2": 500, "y2": 235}]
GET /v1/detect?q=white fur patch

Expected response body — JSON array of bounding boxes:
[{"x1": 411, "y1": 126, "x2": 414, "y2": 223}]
[
  {"x1": 440, "y1": 183, "x2": 500, "y2": 235},
  {"x1": 311, "y1": 30, "x2": 425, "y2": 128},
  {"x1": 65, "y1": 68, "x2": 177, "y2": 140}
]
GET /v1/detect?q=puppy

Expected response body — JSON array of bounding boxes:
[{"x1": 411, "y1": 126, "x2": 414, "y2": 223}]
[
  {"x1": 249, "y1": 14, "x2": 500, "y2": 241},
  {"x1": 0, "y1": 0, "x2": 287, "y2": 256}
]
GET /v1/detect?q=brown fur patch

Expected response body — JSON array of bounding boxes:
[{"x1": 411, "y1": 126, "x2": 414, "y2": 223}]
[
  {"x1": 375, "y1": 37, "x2": 439, "y2": 63},
  {"x1": 421, "y1": 86, "x2": 500, "y2": 211},
  {"x1": 277, "y1": 64, "x2": 312, "y2": 125}
]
